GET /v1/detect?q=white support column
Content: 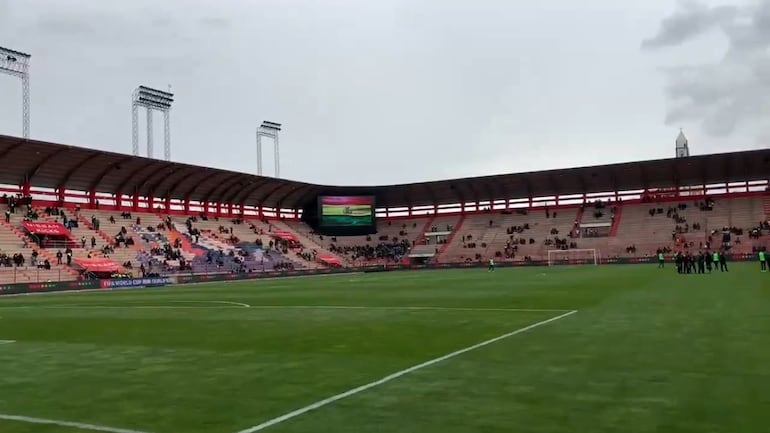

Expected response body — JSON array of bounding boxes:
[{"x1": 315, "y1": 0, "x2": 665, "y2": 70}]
[
  {"x1": 163, "y1": 109, "x2": 171, "y2": 161},
  {"x1": 131, "y1": 102, "x2": 139, "y2": 156},
  {"x1": 146, "y1": 108, "x2": 154, "y2": 158}
]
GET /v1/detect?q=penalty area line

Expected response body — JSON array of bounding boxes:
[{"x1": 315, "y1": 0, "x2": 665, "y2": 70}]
[
  {"x1": 0, "y1": 413, "x2": 153, "y2": 433},
  {"x1": 234, "y1": 309, "x2": 578, "y2": 433},
  {"x1": 0, "y1": 340, "x2": 15, "y2": 345}
]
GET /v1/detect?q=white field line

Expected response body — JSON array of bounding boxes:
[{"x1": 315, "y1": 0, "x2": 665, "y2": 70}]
[
  {"x1": 234, "y1": 309, "x2": 578, "y2": 433},
  {"x1": 0, "y1": 340, "x2": 15, "y2": 345},
  {"x1": 0, "y1": 413, "x2": 153, "y2": 433},
  {"x1": 168, "y1": 300, "x2": 251, "y2": 308},
  {"x1": 0, "y1": 305, "x2": 571, "y2": 313},
  {"x1": 240, "y1": 305, "x2": 572, "y2": 313}
]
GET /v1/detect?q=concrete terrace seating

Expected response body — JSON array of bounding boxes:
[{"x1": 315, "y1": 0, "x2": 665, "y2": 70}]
[
  {"x1": 439, "y1": 209, "x2": 577, "y2": 263},
  {"x1": 608, "y1": 203, "x2": 674, "y2": 255},
  {"x1": 40, "y1": 208, "x2": 141, "y2": 272},
  {"x1": 172, "y1": 216, "x2": 237, "y2": 251},
  {"x1": 1, "y1": 194, "x2": 767, "y2": 283},
  {"x1": 584, "y1": 204, "x2": 615, "y2": 226},
  {"x1": 596, "y1": 197, "x2": 768, "y2": 258},
  {"x1": 430, "y1": 215, "x2": 461, "y2": 231},
  {"x1": 659, "y1": 197, "x2": 765, "y2": 254},
  {"x1": 264, "y1": 220, "x2": 347, "y2": 267},
  {"x1": 83, "y1": 209, "x2": 206, "y2": 275},
  {"x1": 0, "y1": 205, "x2": 77, "y2": 284},
  {"x1": 283, "y1": 217, "x2": 432, "y2": 265},
  {"x1": 378, "y1": 218, "x2": 431, "y2": 243},
  {"x1": 230, "y1": 220, "x2": 323, "y2": 269},
  {"x1": 169, "y1": 216, "x2": 309, "y2": 272}
]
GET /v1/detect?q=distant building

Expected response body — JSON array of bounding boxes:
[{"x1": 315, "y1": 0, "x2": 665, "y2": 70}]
[{"x1": 675, "y1": 129, "x2": 689, "y2": 158}]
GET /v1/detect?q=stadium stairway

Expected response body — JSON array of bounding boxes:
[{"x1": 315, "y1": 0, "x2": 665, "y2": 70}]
[
  {"x1": 574, "y1": 205, "x2": 585, "y2": 236},
  {"x1": 433, "y1": 214, "x2": 466, "y2": 262},
  {"x1": 78, "y1": 213, "x2": 121, "y2": 245},
  {"x1": 609, "y1": 205, "x2": 623, "y2": 237},
  {"x1": 413, "y1": 215, "x2": 438, "y2": 246},
  {"x1": 764, "y1": 196, "x2": 770, "y2": 219},
  {"x1": 434, "y1": 210, "x2": 578, "y2": 263},
  {"x1": 77, "y1": 214, "x2": 116, "y2": 246}
]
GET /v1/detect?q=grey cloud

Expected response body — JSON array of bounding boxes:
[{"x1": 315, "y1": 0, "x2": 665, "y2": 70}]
[
  {"x1": 645, "y1": 0, "x2": 770, "y2": 139},
  {"x1": 641, "y1": 2, "x2": 737, "y2": 49}
]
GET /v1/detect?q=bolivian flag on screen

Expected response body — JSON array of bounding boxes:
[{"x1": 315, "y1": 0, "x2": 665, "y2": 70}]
[{"x1": 320, "y1": 196, "x2": 373, "y2": 227}]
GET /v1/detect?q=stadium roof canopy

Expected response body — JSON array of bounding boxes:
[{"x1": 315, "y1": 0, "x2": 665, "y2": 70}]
[{"x1": 1, "y1": 134, "x2": 768, "y2": 209}]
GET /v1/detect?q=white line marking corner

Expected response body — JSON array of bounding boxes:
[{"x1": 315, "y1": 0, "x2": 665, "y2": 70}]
[
  {"x1": 235, "y1": 309, "x2": 578, "y2": 433},
  {"x1": 0, "y1": 413, "x2": 152, "y2": 433}
]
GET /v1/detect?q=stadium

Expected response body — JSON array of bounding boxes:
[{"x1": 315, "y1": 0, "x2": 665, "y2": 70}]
[
  {"x1": 0, "y1": 132, "x2": 768, "y2": 286},
  {"x1": 2, "y1": 3, "x2": 770, "y2": 432}
]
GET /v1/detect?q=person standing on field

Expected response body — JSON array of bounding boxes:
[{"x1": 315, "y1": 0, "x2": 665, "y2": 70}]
[
  {"x1": 705, "y1": 252, "x2": 713, "y2": 273},
  {"x1": 488, "y1": 258, "x2": 495, "y2": 272},
  {"x1": 719, "y1": 252, "x2": 728, "y2": 272},
  {"x1": 657, "y1": 251, "x2": 664, "y2": 268},
  {"x1": 760, "y1": 249, "x2": 767, "y2": 272},
  {"x1": 697, "y1": 252, "x2": 706, "y2": 274}
]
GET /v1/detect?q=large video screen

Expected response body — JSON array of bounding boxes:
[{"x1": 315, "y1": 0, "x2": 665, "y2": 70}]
[{"x1": 318, "y1": 196, "x2": 375, "y2": 228}]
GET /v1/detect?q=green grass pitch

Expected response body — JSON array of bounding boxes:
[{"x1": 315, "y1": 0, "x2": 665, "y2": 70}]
[{"x1": 1, "y1": 263, "x2": 769, "y2": 433}]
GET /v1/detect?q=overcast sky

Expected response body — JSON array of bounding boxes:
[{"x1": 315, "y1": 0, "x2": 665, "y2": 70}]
[{"x1": 0, "y1": 0, "x2": 767, "y2": 186}]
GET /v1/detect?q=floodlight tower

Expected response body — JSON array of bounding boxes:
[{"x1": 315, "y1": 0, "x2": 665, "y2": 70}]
[
  {"x1": 257, "y1": 121, "x2": 281, "y2": 178},
  {"x1": 0, "y1": 46, "x2": 31, "y2": 138},
  {"x1": 132, "y1": 86, "x2": 174, "y2": 160}
]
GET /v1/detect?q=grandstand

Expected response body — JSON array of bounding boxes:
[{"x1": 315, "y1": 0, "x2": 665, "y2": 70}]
[{"x1": 0, "y1": 134, "x2": 769, "y2": 284}]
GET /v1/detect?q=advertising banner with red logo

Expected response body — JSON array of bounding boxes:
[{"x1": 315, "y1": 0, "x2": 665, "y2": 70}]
[
  {"x1": 74, "y1": 258, "x2": 120, "y2": 273},
  {"x1": 22, "y1": 221, "x2": 69, "y2": 236}
]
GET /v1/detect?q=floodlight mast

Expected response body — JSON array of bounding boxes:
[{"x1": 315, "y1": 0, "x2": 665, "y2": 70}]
[
  {"x1": 131, "y1": 85, "x2": 174, "y2": 160},
  {"x1": 257, "y1": 121, "x2": 281, "y2": 178},
  {"x1": 0, "y1": 46, "x2": 31, "y2": 139}
]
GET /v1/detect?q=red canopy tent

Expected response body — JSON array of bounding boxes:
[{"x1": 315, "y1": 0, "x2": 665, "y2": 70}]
[
  {"x1": 22, "y1": 221, "x2": 76, "y2": 248},
  {"x1": 318, "y1": 254, "x2": 343, "y2": 267},
  {"x1": 73, "y1": 258, "x2": 120, "y2": 273},
  {"x1": 272, "y1": 231, "x2": 297, "y2": 242}
]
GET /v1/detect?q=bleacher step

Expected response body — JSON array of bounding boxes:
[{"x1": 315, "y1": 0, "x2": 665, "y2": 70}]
[
  {"x1": 416, "y1": 215, "x2": 438, "y2": 246},
  {"x1": 77, "y1": 215, "x2": 116, "y2": 247},
  {"x1": 433, "y1": 215, "x2": 466, "y2": 262},
  {"x1": 609, "y1": 206, "x2": 623, "y2": 237}
]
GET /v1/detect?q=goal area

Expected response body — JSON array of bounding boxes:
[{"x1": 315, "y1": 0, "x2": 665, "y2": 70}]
[{"x1": 547, "y1": 248, "x2": 599, "y2": 266}]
